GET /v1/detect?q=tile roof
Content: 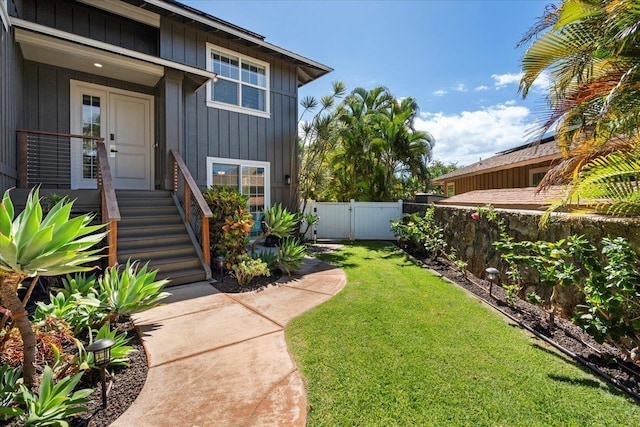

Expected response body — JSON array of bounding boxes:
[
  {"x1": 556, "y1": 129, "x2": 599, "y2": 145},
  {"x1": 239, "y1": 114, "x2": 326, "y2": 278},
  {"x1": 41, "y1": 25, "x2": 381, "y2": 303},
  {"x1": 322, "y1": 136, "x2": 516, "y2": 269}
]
[{"x1": 433, "y1": 139, "x2": 560, "y2": 182}]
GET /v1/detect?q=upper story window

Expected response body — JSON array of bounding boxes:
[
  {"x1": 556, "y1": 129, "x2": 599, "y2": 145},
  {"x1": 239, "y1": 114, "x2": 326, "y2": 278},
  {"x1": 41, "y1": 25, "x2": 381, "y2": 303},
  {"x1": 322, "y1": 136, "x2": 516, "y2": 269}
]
[{"x1": 206, "y1": 43, "x2": 270, "y2": 118}]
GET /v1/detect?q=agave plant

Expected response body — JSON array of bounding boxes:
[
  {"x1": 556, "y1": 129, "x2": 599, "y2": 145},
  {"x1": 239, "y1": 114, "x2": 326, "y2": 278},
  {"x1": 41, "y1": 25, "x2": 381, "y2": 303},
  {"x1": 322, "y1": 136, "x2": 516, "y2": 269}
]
[
  {"x1": 0, "y1": 188, "x2": 106, "y2": 387},
  {"x1": 92, "y1": 259, "x2": 170, "y2": 323},
  {"x1": 252, "y1": 204, "x2": 300, "y2": 252},
  {"x1": 13, "y1": 366, "x2": 92, "y2": 426},
  {"x1": 277, "y1": 238, "x2": 306, "y2": 275},
  {"x1": 0, "y1": 364, "x2": 22, "y2": 421}
]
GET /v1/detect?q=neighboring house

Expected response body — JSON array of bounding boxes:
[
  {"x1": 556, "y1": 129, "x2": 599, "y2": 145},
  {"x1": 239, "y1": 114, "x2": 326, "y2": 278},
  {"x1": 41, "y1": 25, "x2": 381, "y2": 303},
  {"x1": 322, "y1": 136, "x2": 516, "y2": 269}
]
[
  {"x1": 0, "y1": 0, "x2": 331, "y2": 285},
  {"x1": 431, "y1": 136, "x2": 560, "y2": 197}
]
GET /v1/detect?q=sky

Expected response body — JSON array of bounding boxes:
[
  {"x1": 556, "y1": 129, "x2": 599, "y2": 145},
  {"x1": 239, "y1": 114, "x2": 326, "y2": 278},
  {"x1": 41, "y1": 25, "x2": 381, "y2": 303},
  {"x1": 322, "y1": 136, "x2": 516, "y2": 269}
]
[{"x1": 183, "y1": 0, "x2": 552, "y2": 167}]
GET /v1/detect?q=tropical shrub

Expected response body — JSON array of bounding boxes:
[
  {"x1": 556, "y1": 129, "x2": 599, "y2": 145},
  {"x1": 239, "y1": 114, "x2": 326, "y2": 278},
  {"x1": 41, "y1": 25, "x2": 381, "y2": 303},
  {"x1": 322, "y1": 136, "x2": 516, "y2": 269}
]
[
  {"x1": 391, "y1": 205, "x2": 446, "y2": 259},
  {"x1": 0, "y1": 188, "x2": 105, "y2": 387},
  {"x1": 86, "y1": 323, "x2": 134, "y2": 368},
  {"x1": 12, "y1": 366, "x2": 91, "y2": 426},
  {"x1": 88, "y1": 260, "x2": 169, "y2": 323},
  {"x1": 252, "y1": 204, "x2": 300, "y2": 252},
  {"x1": 253, "y1": 250, "x2": 278, "y2": 273},
  {"x1": 0, "y1": 364, "x2": 21, "y2": 421},
  {"x1": 277, "y1": 238, "x2": 306, "y2": 275},
  {"x1": 230, "y1": 254, "x2": 270, "y2": 286},
  {"x1": 203, "y1": 186, "x2": 253, "y2": 267}
]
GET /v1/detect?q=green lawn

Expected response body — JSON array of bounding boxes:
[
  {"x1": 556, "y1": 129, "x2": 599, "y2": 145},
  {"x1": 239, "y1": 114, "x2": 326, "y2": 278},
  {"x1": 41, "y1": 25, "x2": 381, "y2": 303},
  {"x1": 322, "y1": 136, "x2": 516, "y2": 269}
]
[{"x1": 286, "y1": 241, "x2": 640, "y2": 427}]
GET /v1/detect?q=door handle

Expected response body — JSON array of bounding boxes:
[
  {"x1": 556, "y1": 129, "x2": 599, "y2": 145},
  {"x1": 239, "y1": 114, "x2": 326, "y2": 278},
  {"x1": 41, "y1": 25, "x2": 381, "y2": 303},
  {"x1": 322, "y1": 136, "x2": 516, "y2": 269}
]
[{"x1": 110, "y1": 148, "x2": 118, "y2": 153}]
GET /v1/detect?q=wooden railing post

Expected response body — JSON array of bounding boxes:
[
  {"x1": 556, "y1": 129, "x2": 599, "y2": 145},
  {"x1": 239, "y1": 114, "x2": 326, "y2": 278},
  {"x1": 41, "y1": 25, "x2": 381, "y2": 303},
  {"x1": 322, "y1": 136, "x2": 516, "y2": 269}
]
[
  {"x1": 108, "y1": 221, "x2": 118, "y2": 266},
  {"x1": 184, "y1": 183, "x2": 191, "y2": 223},
  {"x1": 201, "y1": 215, "x2": 210, "y2": 266},
  {"x1": 17, "y1": 131, "x2": 28, "y2": 188}
]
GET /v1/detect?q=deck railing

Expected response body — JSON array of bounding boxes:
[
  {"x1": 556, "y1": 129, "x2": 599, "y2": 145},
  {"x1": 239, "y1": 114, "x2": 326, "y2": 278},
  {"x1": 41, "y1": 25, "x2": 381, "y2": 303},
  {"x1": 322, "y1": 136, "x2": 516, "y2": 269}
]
[
  {"x1": 17, "y1": 130, "x2": 120, "y2": 265},
  {"x1": 170, "y1": 149, "x2": 212, "y2": 267}
]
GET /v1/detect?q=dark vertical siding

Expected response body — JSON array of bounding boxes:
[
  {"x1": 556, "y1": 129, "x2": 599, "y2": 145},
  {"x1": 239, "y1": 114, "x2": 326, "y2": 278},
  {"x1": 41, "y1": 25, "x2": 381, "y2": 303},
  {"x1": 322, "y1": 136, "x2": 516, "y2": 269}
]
[
  {"x1": 23, "y1": 61, "x2": 154, "y2": 134},
  {"x1": 0, "y1": 22, "x2": 24, "y2": 192},
  {"x1": 160, "y1": 20, "x2": 299, "y2": 206},
  {"x1": 20, "y1": 0, "x2": 158, "y2": 56}
]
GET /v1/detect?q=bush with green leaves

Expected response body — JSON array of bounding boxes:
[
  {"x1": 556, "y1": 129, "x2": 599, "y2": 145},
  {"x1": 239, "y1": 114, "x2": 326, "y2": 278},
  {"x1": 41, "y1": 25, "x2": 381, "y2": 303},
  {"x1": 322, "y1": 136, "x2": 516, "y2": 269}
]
[
  {"x1": 203, "y1": 186, "x2": 254, "y2": 267},
  {"x1": 277, "y1": 238, "x2": 306, "y2": 275},
  {"x1": 230, "y1": 254, "x2": 270, "y2": 286},
  {"x1": 253, "y1": 250, "x2": 279, "y2": 273},
  {"x1": 80, "y1": 324, "x2": 134, "y2": 369},
  {"x1": 390, "y1": 205, "x2": 446, "y2": 259},
  {"x1": 11, "y1": 366, "x2": 91, "y2": 426},
  {"x1": 0, "y1": 364, "x2": 22, "y2": 421},
  {"x1": 81, "y1": 259, "x2": 169, "y2": 324},
  {"x1": 0, "y1": 187, "x2": 106, "y2": 387},
  {"x1": 252, "y1": 204, "x2": 300, "y2": 252}
]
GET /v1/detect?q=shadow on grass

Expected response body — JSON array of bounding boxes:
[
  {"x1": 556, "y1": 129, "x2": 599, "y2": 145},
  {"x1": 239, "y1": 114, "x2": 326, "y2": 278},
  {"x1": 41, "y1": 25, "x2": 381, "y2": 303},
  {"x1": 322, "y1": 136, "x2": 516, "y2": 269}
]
[{"x1": 530, "y1": 343, "x2": 630, "y2": 398}]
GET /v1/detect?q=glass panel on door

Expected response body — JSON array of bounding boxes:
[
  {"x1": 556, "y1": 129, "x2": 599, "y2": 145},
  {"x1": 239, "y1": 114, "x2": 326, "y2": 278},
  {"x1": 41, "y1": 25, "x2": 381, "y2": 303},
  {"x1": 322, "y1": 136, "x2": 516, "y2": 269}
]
[{"x1": 81, "y1": 95, "x2": 100, "y2": 180}]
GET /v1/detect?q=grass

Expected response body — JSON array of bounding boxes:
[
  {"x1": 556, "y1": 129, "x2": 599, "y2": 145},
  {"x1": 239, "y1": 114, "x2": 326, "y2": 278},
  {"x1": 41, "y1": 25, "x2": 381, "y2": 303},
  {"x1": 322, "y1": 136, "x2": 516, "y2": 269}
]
[{"x1": 286, "y1": 241, "x2": 640, "y2": 427}]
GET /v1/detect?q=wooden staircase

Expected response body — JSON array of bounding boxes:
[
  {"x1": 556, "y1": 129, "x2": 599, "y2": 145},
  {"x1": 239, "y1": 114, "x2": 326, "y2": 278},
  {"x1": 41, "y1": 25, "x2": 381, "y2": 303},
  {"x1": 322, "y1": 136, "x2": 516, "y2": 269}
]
[{"x1": 116, "y1": 190, "x2": 209, "y2": 286}]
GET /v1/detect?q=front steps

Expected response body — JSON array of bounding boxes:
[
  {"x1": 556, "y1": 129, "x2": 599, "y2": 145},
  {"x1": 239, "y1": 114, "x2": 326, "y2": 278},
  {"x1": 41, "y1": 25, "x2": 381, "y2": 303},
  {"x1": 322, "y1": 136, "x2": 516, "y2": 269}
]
[{"x1": 116, "y1": 190, "x2": 209, "y2": 286}]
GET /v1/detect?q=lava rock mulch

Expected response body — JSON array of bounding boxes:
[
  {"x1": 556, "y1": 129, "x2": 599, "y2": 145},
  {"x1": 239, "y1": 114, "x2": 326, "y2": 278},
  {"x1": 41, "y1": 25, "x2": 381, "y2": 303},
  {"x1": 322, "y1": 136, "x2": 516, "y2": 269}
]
[
  {"x1": 69, "y1": 320, "x2": 147, "y2": 427},
  {"x1": 399, "y1": 244, "x2": 640, "y2": 401}
]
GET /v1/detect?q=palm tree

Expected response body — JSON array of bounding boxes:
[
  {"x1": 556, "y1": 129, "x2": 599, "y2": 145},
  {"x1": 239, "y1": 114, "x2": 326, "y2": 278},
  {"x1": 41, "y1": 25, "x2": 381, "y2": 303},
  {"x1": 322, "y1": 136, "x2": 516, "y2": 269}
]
[
  {"x1": 0, "y1": 188, "x2": 106, "y2": 387},
  {"x1": 519, "y1": 0, "x2": 640, "y2": 215}
]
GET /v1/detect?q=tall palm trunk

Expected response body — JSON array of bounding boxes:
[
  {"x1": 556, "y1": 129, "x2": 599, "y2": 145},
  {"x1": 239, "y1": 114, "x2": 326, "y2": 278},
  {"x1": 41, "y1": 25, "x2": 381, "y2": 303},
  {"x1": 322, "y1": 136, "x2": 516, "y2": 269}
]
[{"x1": 0, "y1": 273, "x2": 35, "y2": 388}]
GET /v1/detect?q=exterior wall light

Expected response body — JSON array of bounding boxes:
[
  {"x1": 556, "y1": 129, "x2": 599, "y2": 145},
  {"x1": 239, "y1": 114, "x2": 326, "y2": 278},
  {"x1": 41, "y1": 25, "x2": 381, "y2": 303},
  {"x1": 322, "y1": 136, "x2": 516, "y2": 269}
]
[
  {"x1": 485, "y1": 267, "x2": 500, "y2": 299},
  {"x1": 86, "y1": 338, "x2": 115, "y2": 408},
  {"x1": 285, "y1": 174, "x2": 291, "y2": 185}
]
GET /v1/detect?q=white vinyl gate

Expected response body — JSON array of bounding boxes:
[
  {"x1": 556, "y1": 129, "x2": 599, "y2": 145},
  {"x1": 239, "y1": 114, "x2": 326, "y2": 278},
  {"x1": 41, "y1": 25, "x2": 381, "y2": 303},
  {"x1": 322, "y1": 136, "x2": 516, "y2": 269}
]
[{"x1": 304, "y1": 200, "x2": 402, "y2": 240}]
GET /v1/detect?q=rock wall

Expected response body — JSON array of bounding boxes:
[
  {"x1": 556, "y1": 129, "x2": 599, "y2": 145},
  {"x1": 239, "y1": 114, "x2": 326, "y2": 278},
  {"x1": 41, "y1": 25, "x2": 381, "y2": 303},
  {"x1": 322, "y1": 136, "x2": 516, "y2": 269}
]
[
  {"x1": 429, "y1": 205, "x2": 640, "y2": 315},
  {"x1": 432, "y1": 205, "x2": 640, "y2": 278}
]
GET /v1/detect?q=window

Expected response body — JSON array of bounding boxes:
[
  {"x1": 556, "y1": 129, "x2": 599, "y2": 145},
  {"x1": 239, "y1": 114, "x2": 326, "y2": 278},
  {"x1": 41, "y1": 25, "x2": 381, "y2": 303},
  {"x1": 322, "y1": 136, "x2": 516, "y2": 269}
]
[
  {"x1": 529, "y1": 166, "x2": 550, "y2": 187},
  {"x1": 81, "y1": 95, "x2": 101, "y2": 180},
  {"x1": 1, "y1": 0, "x2": 10, "y2": 31},
  {"x1": 207, "y1": 157, "x2": 270, "y2": 238},
  {"x1": 446, "y1": 183, "x2": 455, "y2": 197},
  {"x1": 206, "y1": 43, "x2": 270, "y2": 118}
]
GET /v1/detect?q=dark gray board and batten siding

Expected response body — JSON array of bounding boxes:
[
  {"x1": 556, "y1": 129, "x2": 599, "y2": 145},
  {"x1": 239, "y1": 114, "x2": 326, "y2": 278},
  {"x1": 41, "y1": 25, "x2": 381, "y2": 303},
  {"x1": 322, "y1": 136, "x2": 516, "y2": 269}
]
[
  {"x1": 160, "y1": 19, "x2": 300, "y2": 207},
  {"x1": 0, "y1": 1, "x2": 24, "y2": 192},
  {"x1": 19, "y1": 0, "x2": 158, "y2": 56}
]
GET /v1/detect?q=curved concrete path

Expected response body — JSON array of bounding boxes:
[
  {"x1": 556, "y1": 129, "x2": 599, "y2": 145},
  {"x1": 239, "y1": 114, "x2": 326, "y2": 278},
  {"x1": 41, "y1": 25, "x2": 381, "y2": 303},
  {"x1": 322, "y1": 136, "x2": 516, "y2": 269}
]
[{"x1": 112, "y1": 255, "x2": 346, "y2": 427}]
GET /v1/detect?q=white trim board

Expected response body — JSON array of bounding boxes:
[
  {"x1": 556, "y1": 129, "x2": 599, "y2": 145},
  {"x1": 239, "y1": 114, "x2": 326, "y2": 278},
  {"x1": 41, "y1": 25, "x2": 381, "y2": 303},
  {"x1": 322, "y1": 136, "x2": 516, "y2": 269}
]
[{"x1": 12, "y1": 18, "x2": 216, "y2": 84}]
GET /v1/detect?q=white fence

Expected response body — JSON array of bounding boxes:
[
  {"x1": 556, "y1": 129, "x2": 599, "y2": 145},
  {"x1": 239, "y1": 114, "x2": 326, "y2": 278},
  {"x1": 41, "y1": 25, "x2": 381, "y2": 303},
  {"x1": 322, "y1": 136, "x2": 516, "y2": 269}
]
[{"x1": 303, "y1": 200, "x2": 402, "y2": 240}]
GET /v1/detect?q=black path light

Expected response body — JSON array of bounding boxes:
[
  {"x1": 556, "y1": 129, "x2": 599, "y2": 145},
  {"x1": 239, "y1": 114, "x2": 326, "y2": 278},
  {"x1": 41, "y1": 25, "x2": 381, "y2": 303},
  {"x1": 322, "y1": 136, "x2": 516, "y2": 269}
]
[
  {"x1": 485, "y1": 267, "x2": 501, "y2": 299},
  {"x1": 216, "y1": 255, "x2": 225, "y2": 282},
  {"x1": 87, "y1": 338, "x2": 115, "y2": 408}
]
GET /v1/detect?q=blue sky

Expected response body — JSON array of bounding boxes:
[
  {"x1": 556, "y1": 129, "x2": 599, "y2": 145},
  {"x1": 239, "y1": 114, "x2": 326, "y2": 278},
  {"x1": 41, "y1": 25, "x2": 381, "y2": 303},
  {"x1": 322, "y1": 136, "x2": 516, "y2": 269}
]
[{"x1": 183, "y1": 0, "x2": 552, "y2": 166}]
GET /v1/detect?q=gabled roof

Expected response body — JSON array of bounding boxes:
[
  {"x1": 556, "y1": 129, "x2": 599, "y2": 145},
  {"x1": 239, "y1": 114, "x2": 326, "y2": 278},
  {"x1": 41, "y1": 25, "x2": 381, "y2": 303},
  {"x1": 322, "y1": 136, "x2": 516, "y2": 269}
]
[
  {"x1": 436, "y1": 186, "x2": 564, "y2": 210},
  {"x1": 432, "y1": 136, "x2": 560, "y2": 183},
  {"x1": 137, "y1": 0, "x2": 333, "y2": 86}
]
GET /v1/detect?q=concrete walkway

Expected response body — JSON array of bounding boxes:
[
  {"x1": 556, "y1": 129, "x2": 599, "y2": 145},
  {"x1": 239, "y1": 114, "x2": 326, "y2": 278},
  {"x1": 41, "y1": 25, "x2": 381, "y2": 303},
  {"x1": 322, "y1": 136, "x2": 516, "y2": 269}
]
[{"x1": 112, "y1": 256, "x2": 346, "y2": 427}]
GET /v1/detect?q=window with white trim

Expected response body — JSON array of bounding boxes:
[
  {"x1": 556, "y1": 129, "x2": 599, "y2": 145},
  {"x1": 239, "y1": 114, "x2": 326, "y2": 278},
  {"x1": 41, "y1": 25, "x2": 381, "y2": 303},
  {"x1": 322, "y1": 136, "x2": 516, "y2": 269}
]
[
  {"x1": 206, "y1": 43, "x2": 270, "y2": 118},
  {"x1": 206, "y1": 157, "x2": 270, "y2": 238},
  {"x1": 1, "y1": 0, "x2": 10, "y2": 31},
  {"x1": 529, "y1": 166, "x2": 550, "y2": 187}
]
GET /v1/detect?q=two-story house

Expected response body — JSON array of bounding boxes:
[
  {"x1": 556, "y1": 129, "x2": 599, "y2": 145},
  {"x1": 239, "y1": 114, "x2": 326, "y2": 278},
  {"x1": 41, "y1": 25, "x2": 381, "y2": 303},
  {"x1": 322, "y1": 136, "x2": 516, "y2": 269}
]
[{"x1": 0, "y1": 0, "x2": 332, "y2": 284}]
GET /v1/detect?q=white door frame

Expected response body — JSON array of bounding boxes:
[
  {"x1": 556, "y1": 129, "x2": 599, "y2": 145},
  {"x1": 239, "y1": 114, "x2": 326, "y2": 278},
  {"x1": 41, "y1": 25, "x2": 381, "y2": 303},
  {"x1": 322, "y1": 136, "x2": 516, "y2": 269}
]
[{"x1": 70, "y1": 80, "x2": 154, "y2": 190}]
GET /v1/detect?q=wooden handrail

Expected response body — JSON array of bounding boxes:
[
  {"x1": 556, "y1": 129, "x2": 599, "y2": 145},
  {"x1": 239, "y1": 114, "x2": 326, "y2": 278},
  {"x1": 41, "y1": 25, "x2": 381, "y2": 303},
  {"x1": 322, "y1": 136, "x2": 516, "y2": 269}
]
[
  {"x1": 169, "y1": 149, "x2": 212, "y2": 266},
  {"x1": 169, "y1": 150, "x2": 213, "y2": 217},
  {"x1": 95, "y1": 141, "x2": 120, "y2": 267},
  {"x1": 16, "y1": 129, "x2": 104, "y2": 141}
]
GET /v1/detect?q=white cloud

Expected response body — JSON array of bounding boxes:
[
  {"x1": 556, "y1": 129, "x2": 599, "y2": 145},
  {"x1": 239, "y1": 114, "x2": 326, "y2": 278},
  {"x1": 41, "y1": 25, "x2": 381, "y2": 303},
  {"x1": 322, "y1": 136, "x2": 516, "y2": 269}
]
[
  {"x1": 415, "y1": 103, "x2": 535, "y2": 166},
  {"x1": 454, "y1": 83, "x2": 468, "y2": 92},
  {"x1": 474, "y1": 85, "x2": 489, "y2": 91},
  {"x1": 504, "y1": 100, "x2": 517, "y2": 106},
  {"x1": 491, "y1": 71, "x2": 551, "y2": 91},
  {"x1": 433, "y1": 89, "x2": 447, "y2": 96},
  {"x1": 491, "y1": 72, "x2": 523, "y2": 89}
]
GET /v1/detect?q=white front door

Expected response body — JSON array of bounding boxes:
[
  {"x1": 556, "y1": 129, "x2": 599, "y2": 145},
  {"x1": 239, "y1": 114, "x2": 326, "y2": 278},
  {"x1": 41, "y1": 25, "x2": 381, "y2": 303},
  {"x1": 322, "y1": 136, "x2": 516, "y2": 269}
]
[{"x1": 70, "y1": 81, "x2": 154, "y2": 190}]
